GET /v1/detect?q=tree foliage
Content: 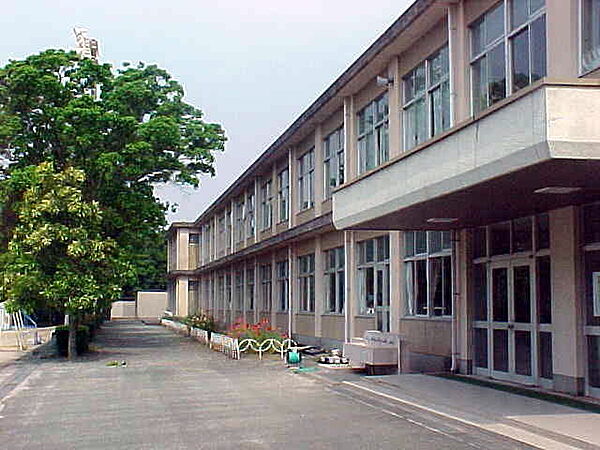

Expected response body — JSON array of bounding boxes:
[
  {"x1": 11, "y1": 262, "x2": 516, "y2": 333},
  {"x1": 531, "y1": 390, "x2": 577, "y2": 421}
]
[
  {"x1": 0, "y1": 50, "x2": 226, "y2": 293},
  {"x1": 0, "y1": 163, "x2": 132, "y2": 316}
]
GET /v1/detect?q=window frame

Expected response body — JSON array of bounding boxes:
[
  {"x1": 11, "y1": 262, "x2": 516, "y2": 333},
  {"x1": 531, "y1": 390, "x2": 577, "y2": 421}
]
[
  {"x1": 246, "y1": 267, "x2": 255, "y2": 311},
  {"x1": 469, "y1": 0, "x2": 547, "y2": 115},
  {"x1": 277, "y1": 167, "x2": 289, "y2": 223},
  {"x1": 276, "y1": 260, "x2": 289, "y2": 311},
  {"x1": 260, "y1": 179, "x2": 273, "y2": 231},
  {"x1": 323, "y1": 126, "x2": 345, "y2": 199},
  {"x1": 298, "y1": 254, "x2": 315, "y2": 312},
  {"x1": 246, "y1": 191, "x2": 255, "y2": 238},
  {"x1": 260, "y1": 264, "x2": 272, "y2": 312},
  {"x1": 235, "y1": 199, "x2": 245, "y2": 244},
  {"x1": 404, "y1": 231, "x2": 453, "y2": 318},
  {"x1": 403, "y1": 45, "x2": 451, "y2": 151},
  {"x1": 357, "y1": 236, "x2": 390, "y2": 315},
  {"x1": 324, "y1": 247, "x2": 345, "y2": 314},
  {"x1": 357, "y1": 93, "x2": 389, "y2": 175},
  {"x1": 581, "y1": 0, "x2": 600, "y2": 73},
  {"x1": 298, "y1": 149, "x2": 315, "y2": 211}
]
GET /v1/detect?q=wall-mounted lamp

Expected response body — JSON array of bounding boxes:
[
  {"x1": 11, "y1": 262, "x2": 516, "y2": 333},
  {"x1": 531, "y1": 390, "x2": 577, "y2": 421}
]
[{"x1": 376, "y1": 75, "x2": 394, "y2": 87}]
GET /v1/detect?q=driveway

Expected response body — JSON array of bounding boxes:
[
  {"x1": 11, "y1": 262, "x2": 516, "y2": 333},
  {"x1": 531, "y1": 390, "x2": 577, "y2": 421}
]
[{"x1": 0, "y1": 321, "x2": 531, "y2": 449}]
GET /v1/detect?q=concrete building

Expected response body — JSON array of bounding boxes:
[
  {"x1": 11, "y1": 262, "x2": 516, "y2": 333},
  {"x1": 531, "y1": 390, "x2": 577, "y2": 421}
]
[{"x1": 167, "y1": 0, "x2": 600, "y2": 398}]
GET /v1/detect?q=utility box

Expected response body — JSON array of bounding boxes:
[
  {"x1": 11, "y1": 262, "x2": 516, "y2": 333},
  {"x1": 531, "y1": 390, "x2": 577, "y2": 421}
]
[{"x1": 343, "y1": 331, "x2": 401, "y2": 375}]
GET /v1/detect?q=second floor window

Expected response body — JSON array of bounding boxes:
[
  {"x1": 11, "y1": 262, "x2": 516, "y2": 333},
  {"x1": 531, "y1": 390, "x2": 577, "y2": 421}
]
[
  {"x1": 277, "y1": 168, "x2": 289, "y2": 223},
  {"x1": 298, "y1": 149, "x2": 314, "y2": 210},
  {"x1": 583, "y1": 0, "x2": 600, "y2": 72},
  {"x1": 323, "y1": 127, "x2": 345, "y2": 198},
  {"x1": 188, "y1": 233, "x2": 200, "y2": 269},
  {"x1": 298, "y1": 254, "x2": 315, "y2": 312},
  {"x1": 235, "y1": 200, "x2": 245, "y2": 243},
  {"x1": 403, "y1": 46, "x2": 450, "y2": 151},
  {"x1": 246, "y1": 192, "x2": 255, "y2": 238},
  {"x1": 470, "y1": 0, "x2": 546, "y2": 115},
  {"x1": 357, "y1": 93, "x2": 389, "y2": 174},
  {"x1": 260, "y1": 179, "x2": 273, "y2": 230}
]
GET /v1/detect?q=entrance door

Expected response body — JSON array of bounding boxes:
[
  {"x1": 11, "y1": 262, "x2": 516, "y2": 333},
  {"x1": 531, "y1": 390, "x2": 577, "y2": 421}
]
[
  {"x1": 375, "y1": 266, "x2": 390, "y2": 332},
  {"x1": 489, "y1": 260, "x2": 536, "y2": 384}
]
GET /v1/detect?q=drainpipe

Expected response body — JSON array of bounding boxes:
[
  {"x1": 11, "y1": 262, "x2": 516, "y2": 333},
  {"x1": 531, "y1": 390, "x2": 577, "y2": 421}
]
[{"x1": 451, "y1": 229, "x2": 460, "y2": 373}]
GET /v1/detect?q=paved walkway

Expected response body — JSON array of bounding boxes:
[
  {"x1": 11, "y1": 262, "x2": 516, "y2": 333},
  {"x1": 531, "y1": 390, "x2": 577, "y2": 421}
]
[{"x1": 0, "y1": 321, "x2": 532, "y2": 449}]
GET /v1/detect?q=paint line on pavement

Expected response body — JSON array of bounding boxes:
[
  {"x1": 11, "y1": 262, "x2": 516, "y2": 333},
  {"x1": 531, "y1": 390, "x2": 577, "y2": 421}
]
[{"x1": 342, "y1": 381, "x2": 582, "y2": 450}]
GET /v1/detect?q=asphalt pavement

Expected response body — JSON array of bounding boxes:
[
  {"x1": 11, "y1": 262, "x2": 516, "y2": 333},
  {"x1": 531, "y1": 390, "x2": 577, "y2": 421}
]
[{"x1": 0, "y1": 321, "x2": 533, "y2": 449}]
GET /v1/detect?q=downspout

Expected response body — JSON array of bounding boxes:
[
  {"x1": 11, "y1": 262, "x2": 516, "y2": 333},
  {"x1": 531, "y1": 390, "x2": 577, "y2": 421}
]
[{"x1": 451, "y1": 229, "x2": 460, "y2": 373}]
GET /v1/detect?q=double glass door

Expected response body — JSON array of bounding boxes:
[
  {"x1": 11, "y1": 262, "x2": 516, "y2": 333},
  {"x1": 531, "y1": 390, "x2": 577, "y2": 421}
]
[{"x1": 484, "y1": 259, "x2": 536, "y2": 384}]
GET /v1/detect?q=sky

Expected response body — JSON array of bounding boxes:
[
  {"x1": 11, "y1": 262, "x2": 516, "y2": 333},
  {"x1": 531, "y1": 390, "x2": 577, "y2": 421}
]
[{"x1": 1, "y1": 0, "x2": 413, "y2": 223}]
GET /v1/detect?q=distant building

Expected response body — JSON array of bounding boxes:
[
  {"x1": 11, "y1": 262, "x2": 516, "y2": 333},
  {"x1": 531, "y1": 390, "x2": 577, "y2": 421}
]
[
  {"x1": 167, "y1": 0, "x2": 600, "y2": 399},
  {"x1": 73, "y1": 26, "x2": 99, "y2": 62}
]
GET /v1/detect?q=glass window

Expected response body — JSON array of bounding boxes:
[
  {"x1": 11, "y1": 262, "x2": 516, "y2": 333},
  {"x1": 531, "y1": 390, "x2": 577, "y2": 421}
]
[
  {"x1": 404, "y1": 230, "x2": 453, "y2": 317},
  {"x1": 403, "y1": 46, "x2": 450, "y2": 151},
  {"x1": 325, "y1": 247, "x2": 345, "y2": 314},
  {"x1": 246, "y1": 267, "x2": 254, "y2": 311},
  {"x1": 358, "y1": 236, "x2": 390, "y2": 315},
  {"x1": 235, "y1": 199, "x2": 245, "y2": 243},
  {"x1": 583, "y1": 0, "x2": 600, "y2": 72},
  {"x1": 246, "y1": 192, "x2": 255, "y2": 238},
  {"x1": 470, "y1": 1, "x2": 545, "y2": 114},
  {"x1": 298, "y1": 149, "x2": 314, "y2": 210},
  {"x1": 357, "y1": 93, "x2": 389, "y2": 174},
  {"x1": 298, "y1": 254, "x2": 315, "y2": 312},
  {"x1": 276, "y1": 260, "x2": 289, "y2": 311},
  {"x1": 260, "y1": 264, "x2": 272, "y2": 312},
  {"x1": 277, "y1": 167, "x2": 289, "y2": 223},
  {"x1": 323, "y1": 127, "x2": 345, "y2": 198},
  {"x1": 260, "y1": 179, "x2": 272, "y2": 230}
]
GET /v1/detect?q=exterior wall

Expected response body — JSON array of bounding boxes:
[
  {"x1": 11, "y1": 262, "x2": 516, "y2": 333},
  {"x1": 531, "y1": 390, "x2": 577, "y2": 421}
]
[
  {"x1": 164, "y1": 0, "x2": 600, "y2": 397},
  {"x1": 137, "y1": 291, "x2": 168, "y2": 319}
]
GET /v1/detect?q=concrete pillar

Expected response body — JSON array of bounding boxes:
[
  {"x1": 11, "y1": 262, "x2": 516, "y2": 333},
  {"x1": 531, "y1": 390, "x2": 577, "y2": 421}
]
[
  {"x1": 271, "y1": 252, "x2": 277, "y2": 326},
  {"x1": 345, "y1": 231, "x2": 357, "y2": 340},
  {"x1": 289, "y1": 244, "x2": 296, "y2": 335},
  {"x1": 288, "y1": 148, "x2": 296, "y2": 228},
  {"x1": 457, "y1": 228, "x2": 473, "y2": 374},
  {"x1": 550, "y1": 206, "x2": 586, "y2": 395},
  {"x1": 271, "y1": 163, "x2": 278, "y2": 234},
  {"x1": 389, "y1": 231, "x2": 402, "y2": 334},
  {"x1": 315, "y1": 236, "x2": 324, "y2": 338},
  {"x1": 176, "y1": 277, "x2": 189, "y2": 317},
  {"x1": 387, "y1": 57, "x2": 403, "y2": 158},
  {"x1": 448, "y1": 0, "x2": 470, "y2": 124},
  {"x1": 254, "y1": 178, "x2": 259, "y2": 242},
  {"x1": 343, "y1": 96, "x2": 357, "y2": 182},
  {"x1": 546, "y1": 0, "x2": 579, "y2": 78},
  {"x1": 253, "y1": 257, "x2": 259, "y2": 323},
  {"x1": 177, "y1": 229, "x2": 190, "y2": 271}
]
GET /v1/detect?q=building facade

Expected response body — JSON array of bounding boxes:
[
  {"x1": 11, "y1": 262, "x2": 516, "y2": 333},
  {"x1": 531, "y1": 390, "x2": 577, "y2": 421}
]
[{"x1": 168, "y1": 0, "x2": 600, "y2": 398}]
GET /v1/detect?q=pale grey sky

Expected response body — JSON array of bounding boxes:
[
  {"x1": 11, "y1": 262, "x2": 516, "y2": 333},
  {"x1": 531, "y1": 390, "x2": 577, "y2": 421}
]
[{"x1": 1, "y1": 0, "x2": 413, "y2": 223}]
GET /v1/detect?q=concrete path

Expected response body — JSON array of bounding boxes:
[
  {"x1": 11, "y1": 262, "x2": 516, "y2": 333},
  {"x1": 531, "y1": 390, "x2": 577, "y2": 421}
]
[
  {"x1": 0, "y1": 321, "x2": 532, "y2": 449},
  {"x1": 303, "y1": 367, "x2": 600, "y2": 450}
]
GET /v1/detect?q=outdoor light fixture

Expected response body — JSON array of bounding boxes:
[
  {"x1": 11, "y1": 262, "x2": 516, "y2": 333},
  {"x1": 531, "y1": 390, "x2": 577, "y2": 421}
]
[
  {"x1": 376, "y1": 75, "x2": 394, "y2": 87},
  {"x1": 534, "y1": 186, "x2": 582, "y2": 194},
  {"x1": 426, "y1": 217, "x2": 458, "y2": 224}
]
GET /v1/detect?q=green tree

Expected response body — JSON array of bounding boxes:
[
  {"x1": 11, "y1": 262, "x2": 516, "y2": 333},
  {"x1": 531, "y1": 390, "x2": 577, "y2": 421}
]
[
  {"x1": 0, "y1": 49, "x2": 225, "y2": 293},
  {"x1": 0, "y1": 163, "x2": 133, "y2": 358}
]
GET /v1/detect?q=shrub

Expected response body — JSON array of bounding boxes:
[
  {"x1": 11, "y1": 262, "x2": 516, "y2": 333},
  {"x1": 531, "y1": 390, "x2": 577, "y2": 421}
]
[
  {"x1": 182, "y1": 312, "x2": 218, "y2": 332},
  {"x1": 227, "y1": 318, "x2": 287, "y2": 344},
  {"x1": 55, "y1": 325, "x2": 90, "y2": 356}
]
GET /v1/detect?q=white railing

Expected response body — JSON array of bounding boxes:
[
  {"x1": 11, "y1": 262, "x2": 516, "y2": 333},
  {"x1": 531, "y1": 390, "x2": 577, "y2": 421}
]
[{"x1": 161, "y1": 318, "x2": 297, "y2": 361}]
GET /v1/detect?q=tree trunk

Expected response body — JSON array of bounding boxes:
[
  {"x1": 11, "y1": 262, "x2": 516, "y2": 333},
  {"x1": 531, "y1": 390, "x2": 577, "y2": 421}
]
[{"x1": 68, "y1": 314, "x2": 78, "y2": 360}]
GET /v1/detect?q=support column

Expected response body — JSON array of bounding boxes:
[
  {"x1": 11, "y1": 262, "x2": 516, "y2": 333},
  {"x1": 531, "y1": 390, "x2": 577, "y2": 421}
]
[
  {"x1": 271, "y1": 163, "x2": 278, "y2": 234},
  {"x1": 288, "y1": 148, "x2": 296, "y2": 228},
  {"x1": 550, "y1": 206, "x2": 586, "y2": 395},
  {"x1": 315, "y1": 236, "x2": 324, "y2": 339},
  {"x1": 345, "y1": 231, "x2": 356, "y2": 341},
  {"x1": 546, "y1": 0, "x2": 579, "y2": 78},
  {"x1": 388, "y1": 57, "x2": 403, "y2": 158},
  {"x1": 288, "y1": 245, "x2": 296, "y2": 336},
  {"x1": 457, "y1": 228, "x2": 472, "y2": 374},
  {"x1": 271, "y1": 252, "x2": 277, "y2": 327},
  {"x1": 253, "y1": 257, "x2": 259, "y2": 323},
  {"x1": 448, "y1": 0, "x2": 469, "y2": 124},
  {"x1": 314, "y1": 124, "x2": 324, "y2": 216},
  {"x1": 176, "y1": 277, "x2": 189, "y2": 318},
  {"x1": 389, "y1": 231, "x2": 402, "y2": 334},
  {"x1": 343, "y1": 96, "x2": 356, "y2": 182}
]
